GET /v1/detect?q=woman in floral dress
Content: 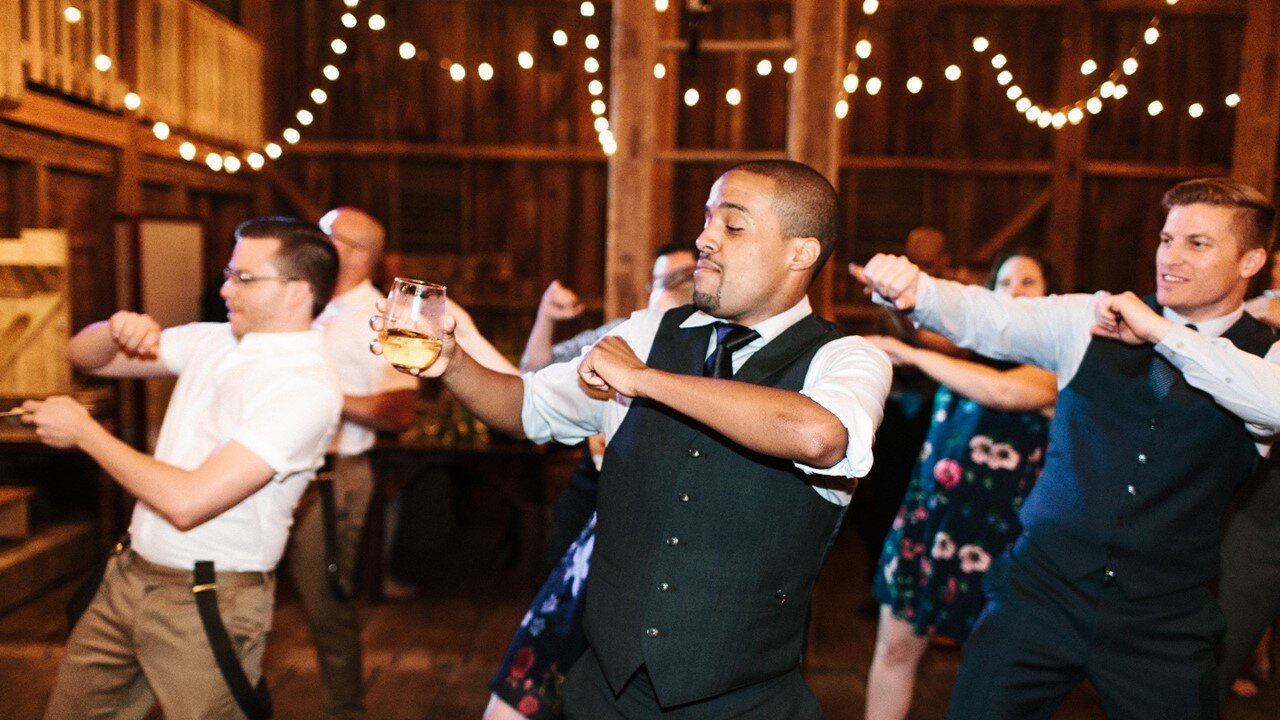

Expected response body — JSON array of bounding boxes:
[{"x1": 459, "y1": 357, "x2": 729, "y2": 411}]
[{"x1": 863, "y1": 251, "x2": 1059, "y2": 720}]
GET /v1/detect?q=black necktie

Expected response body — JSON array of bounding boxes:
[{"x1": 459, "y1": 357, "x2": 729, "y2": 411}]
[
  {"x1": 704, "y1": 323, "x2": 760, "y2": 379},
  {"x1": 1149, "y1": 323, "x2": 1196, "y2": 400}
]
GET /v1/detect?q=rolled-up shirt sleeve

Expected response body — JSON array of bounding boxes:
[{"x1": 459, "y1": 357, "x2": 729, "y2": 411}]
[
  {"x1": 795, "y1": 336, "x2": 892, "y2": 479},
  {"x1": 1157, "y1": 326, "x2": 1280, "y2": 440}
]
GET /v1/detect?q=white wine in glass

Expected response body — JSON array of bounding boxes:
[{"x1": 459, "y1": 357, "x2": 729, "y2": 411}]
[{"x1": 380, "y1": 278, "x2": 447, "y2": 372}]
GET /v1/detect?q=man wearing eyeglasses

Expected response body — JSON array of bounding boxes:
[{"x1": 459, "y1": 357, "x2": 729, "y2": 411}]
[{"x1": 26, "y1": 218, "x2": 342, "y2": 720}]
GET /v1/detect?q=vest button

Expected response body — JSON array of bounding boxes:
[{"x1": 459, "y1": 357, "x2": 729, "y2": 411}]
[
  {"x1": 1137, "y1": 453, "x2": 1148, "y2": 463},
  {"x1": 775, "y1": 589, "x2": 788, "y2": 606},
  {"x1": 677, "y1": 492, "x2": 691, "y2": 502},
  {"x1": 658, "y1": 581, "x2": 671, "y2": 592},
  {"x1": 665, "y1": 536, "x2": 680, "y2": 546},
  {"x1": 1149, "y1": 419, "x2": 1159, "y2": 430},
  {"x1": 688, "y1": 448, "x2": 701, "y2": 458},
  {"x1": 1104, "y1": 568, "x2": 1115, "y2": 578},
  {"x1": 1127, "y1": 485, "x2": 1137, "y2": 495},
  {"x1": 645, "y1": 627, "x2": 660, "y2": 638}
]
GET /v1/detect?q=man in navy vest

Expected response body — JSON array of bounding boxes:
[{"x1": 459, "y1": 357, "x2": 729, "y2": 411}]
[
  {"x1": 858, "y1": 177, "x2": 1280, "y2": 719},
  {"x1": 393, "y1": 160, "x2": 891, "y2": 717}
]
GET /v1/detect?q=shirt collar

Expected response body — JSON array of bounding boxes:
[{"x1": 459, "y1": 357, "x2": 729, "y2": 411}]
[
  {"x1": 1161, "y1": 305, "x2": 1243, "y2": 339},
  {"x1": 237, "y1": 328, "x2": 326, "y2": 354},
  {"x1": 678, "y1": 296, "x2": 814, "y2": 346}
]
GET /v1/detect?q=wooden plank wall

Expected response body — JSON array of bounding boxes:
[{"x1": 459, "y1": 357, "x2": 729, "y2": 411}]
[{"x1": 276, "y1": 0, "x2": 1265, "y2": 351}]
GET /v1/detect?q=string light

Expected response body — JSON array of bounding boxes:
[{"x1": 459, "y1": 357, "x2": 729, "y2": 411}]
[
  {"x1": 1080, "y1": 59, "x2": 1098, "y2": 75},
  {"x1": 589, "y1": 79, "x2": 604, "y2": 96},
  {"x1": 265, "y1": 143, "x2": 283, "y2": 159},
  {"x1": 945, "y1": 65, "x2": 961, "y2": 81},
  {"x1": 310, "y1": 88, "x2": 328, "y2": 104},
  {"x1": 997, "y1": 70, "x2": 1012, "y2": 86},
  {"x1": 862, "y1": 0, "x2": 879, "y2": 14},
  {"x1": 1112, "y1": 84, "x2": 1129, "y2": 99},
  {"x1": 1087, "y1": 97, "x2": 1103, "y2": 114},
  {"x1": 580, "y1": 1, "x2": 595, "y2": 17},
  {"x1": 518, "y1": 51, "x2": 534, "y2": 69},
  {"x1": 399, "y1": 42, "x2": 415, "y2": 60},
  {"x1": 152, "y1": 122, "x2": 170, "y2": 140},
  {"x1": 1188, "y1": 103, "x2": 1204, "y2": 118},
  {"x1": 1226, "y1": 93, "x2": 1241, "y2": 107},
  {"x1": 63, "y1": 6, "x2": 82, "y2": 23},
  {"x1": 179, "y1": 142, "x2": 196, "y2": 161},
  {"x1": 654, "y1": 63, "x2": 667, "y2": 79},
  {"x1": 972, "y1": 36, "x2": 990, "y2": 53},
  {"x1": 906, "y1": 76, "x2": 923, "y2": 94},
  {"x1": 449, "y1": 63, "x2": 466, "y2": 81},
  {"x1": 1015, "y1": 97, "x2": 1032, "y2": 113},
  {"x1": 323, "y1": 64, "x2": 340, "y2": 80},
  {"x1": 246, "y1": 152, "x2": 265, "y2": 171},
  {"x1": 591, "y1": 99, "x2": 607, "y2": 115},
  {"x1": 594, "y1": 117, "x2": 609, "y2": 132},
  {"x1": 296, "y1": 109, "x2": 314, "y2": 126},
  {"x1": 684, "y1": 88, "x2": 700, "y2": 106},
  {"x1": 1122, "y1": 57, "x2": 1138, "y2": 75},
  {"x1": 784, "y1": 57, "x2": 798, "y2": 74},
  {"x1": 1006, "y1": 85, "x2": 1022, "y2": 100},
  {"x1": 331, "y1": 39, "x2": 348, "y2": 55},
  {"x1": 756, "y1": 59, "x2": 773, "y2": 76},
  {"x1": 123, "y1": 92, "x2": 141, "y2": 111},
  {"x1": 585, "y1": 34, "x2": 600, "y2": 50},
  {"x1": 1144, "y1": 27, "x2": 1160, "y2": 45},
  {"x1": 478, "y1": 62, "x2": 494, "y2": 81},
  {"x1": 553, "y1": 30, "x2": 568, "y2": 47},
  {"x1": 283, "y1": 128, "x2": 301, "y2": 144},
  {"x1": 991, "y1": 53, "x2": 1007, "y2": 69},
  {"x1": 94, "y1": 54, "x2": 112, "y2": 72},
  {"x1": 835, "y1": 98, "x2": 850, "y2": 119},
  {"x1": 343, "y1": 0, "x2": 358, "y2": 7},
  {"x1": 223, "y1": 155, "x2": 241, "y2": 173},
  {"x1": 655, "y1": 0, "x2": 670, "y2": 10},
  {"x1": 341, "y1": 13, "x2": 357, "y2": 28},
  {"x1": 368, "y1": 14, "x2": 385, "y2": 31},
  {"x1": 1147, "y1": 100, "x2": 1163, "y2": 115},
  {"x1": 584, "y1": 57, "x2": 600, "y2": 73},
  {"x1": 855, "y1": 40, "x2": 872, "y2": 59},
  {"x1": 1067, "y1": 107, "x2": 1085, "y2": 125},
  {"x1": 843, "y1": 74, "x2": 859, "y2": 93},
  {"x1": 725, "y1": 88, "x2": 742, "y2": 106},
  {"x1": 865, "y1": 77, "x2": 882, "y2": 95}
]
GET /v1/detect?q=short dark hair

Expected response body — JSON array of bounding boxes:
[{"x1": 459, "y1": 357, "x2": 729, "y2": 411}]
[
  {"x1": 986, "y1": 248, "x2": 1059, "y2": 294},
  {"x1": 727, "y1": 160, "x2": 840, "y2": 280},
  {"x1": 234, "y1": 217, "x2": 339, "y2": 318},
  {"x1": 1161, "y1": 178, "x2": 1275, "y2": 253},
  {"x1": 655, "y1": 241, "x2": 696, "y2": 258}
]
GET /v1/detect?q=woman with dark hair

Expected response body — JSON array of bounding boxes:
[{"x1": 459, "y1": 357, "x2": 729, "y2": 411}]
[{"x1": 863, "y1": 251, "x2": 1059, "y2": 720}]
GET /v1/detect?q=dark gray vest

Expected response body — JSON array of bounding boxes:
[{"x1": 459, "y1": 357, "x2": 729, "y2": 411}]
[
  {"x1": 1019, "y1": 297, "x2": 1274, "y2": 598},
  {"x1": 584, "y1": 305, "x2": 844, "y2": 706}
]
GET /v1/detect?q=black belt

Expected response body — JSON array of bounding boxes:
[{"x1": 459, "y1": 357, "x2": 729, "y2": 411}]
[
  {"x1": 317, "y1": 454, "x2": 353, "y2": 601},
  {"x1": 193, "y1": 560, "x2": 273, "y2": 719}
]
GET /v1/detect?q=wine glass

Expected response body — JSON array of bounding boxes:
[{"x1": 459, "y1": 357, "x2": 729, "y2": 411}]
[{"x1": 378, "y1": 278, "x2": 447, "y2": 372}]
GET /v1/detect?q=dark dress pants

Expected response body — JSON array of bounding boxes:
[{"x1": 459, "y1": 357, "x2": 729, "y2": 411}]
[
  {"x1": 948, "y1": 543, "x2": 1224, "y2": 720},
  {"x1": 1216, "y1": 466, "x2": 1280, "y2": 698},
  {"x1": 563, "y1": 648, "x2": 821, "y2": 720}
]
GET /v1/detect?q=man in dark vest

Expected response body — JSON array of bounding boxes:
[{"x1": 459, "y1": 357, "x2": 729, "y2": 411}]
[
  {"x1": 857, "y1": 177, "x2": 1280, "y2": 720},
  {"x1": 394, "y1": 160, "x2": 891, "y2": 716}
]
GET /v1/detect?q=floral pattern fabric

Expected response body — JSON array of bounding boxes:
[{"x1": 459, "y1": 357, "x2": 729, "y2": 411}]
[
  {"x1": 490, "y1": 514, "x2": 595, "y2": 718},
  {"x1": 873, "y1": 380, "x2": 1049, "y2": 642}
]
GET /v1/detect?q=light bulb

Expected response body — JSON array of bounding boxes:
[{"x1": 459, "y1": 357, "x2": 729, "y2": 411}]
[
  {"x1": 1015, "y1": 97, "x2": 1032, "y2": 112},
  {"x1": 1006, "y1": 85, "x2": 1022, "y2": 100},
  {"x1": 591, "y1": 99, "x2": 606, "y2": 115},
  {"x1": 1087, "y1": 97, "x2": 1103, "y2": 114},
  {"x1": 784, "y1": 57, "x2": 798, "y2": 74},
  {"x1": 855, "y1": 40, "x2": 872, "y2": 59},
  {"x1": 865, "y1": 77, "x2": 882, "y2": 95},
  {"x1": 945, "y1": 65, "x2": 961, "y2": 81},
  {"x1": 835, "y1": 99, "x2": 850, "y2": 119},
  {"x1": 725, "y1": 88, "x2": 742, "y2": 106},
  {"x1": 594, "y1": 116, "x2": 609, "y2": 132},
  {"x1": 584, "y1": 57, "x2": 600, "y2": 74},
  {"x1": 331, "y1": 39, "x2": 348, "y2": 55},
  {"x1": 1123, "y1": 57, "x2": 1138, "y2": 75},
  {"x1": 1080, "y1": 59, "x2": 1098, "y2": 75},
  {"x1": 553, "y1": 30, "x2": 568, "y2": 47},
  {"x1": 179, "y1": 142, "x2": 196, "y2": 160},
  {"x1": 683, "y1": 88, "x2": 699, "y2": 106},
  {"x1": 1147, "y1": 100, "x2": 1163, "y2": 116},
  {"x1": 207, "y1": 153, "x2": 223, "y2": 171},
  {"x1": 283, "y1": 128, "x2": 301, "y2": 144},
  {"x1": 265, "y1": 143, "x2": 283, "y2": 159},
  {"x1": 63, "y1": 6, "x2": 82, "y2": 23},
  {"x1": 580, "y1": 1, "x2": 595, "y2": 17},
  {"x1": 972, "y1": 36, "x2": 989, "y2": 52},
  {"x1": 449, "y1": 63, "x2": 465, "y2": 81},
  {"x1": 399, "y1": 43, "x2": 416, "y2": 60},
  {"x1": 991, "y1": 53, "x2": 1007, "y2": 69},
  {"x1": 997, "y1": 70, "x2": 1012, "y2": 86},
  {"x1": 862, "y1": 0, "x2": 879, "y2": 14},
  {"x1": 296, "y1": 109, "x2": 314, "y2": 126},
  {"x1": 123, "y1": 92, "x2": 141, "y2": 111},
  {"x1": 1226, "y1": 93, "x2": 1241, "y2": 108},
  {"x1": 655, "y1": 0, "x2": 670, "y2": 10},
  {"x1": 323, "y1": 65, "x2": 340, "y2": 80},
  {"x1": 585, "y1": 34, "x2": 599, "y2": 50},
  {"x1": 341, "y1": 13, "x2": 356, "y2": 28},
  {"x1": 1068, "y1": 107, "x2": 1085, "y2": 124},
  {"x1": 368, "y1": 14, "x2": 385, "y2": 31},
  {"x1": 906, "y1": 76, "x2": 923, "y2": 94},
  {"x1": 1144, "y1": 27, "x2": 1160, "y2": 45},
  {"x1": 654, "y1": 63, "x2": 666, "y2": 79},
  {"x1": 94, "y1": 54, "x2": 112, "y2": 72},
  {"x1": 152, "y1": 121, "x2": 170, "y2": 140},
  {"x1": 518, "y1": 51, "x2": 534, "y2": 69},
  {"x1": 223, "y1": 156, "x2": 241, "y2": 173},
  {"x1": 478, "y1": 63, "x2": 494, "y2": 81},
  {"x1": 756, "y1": 59, "x2": 772, "y2": 76},
  {"x1": 246, "y1": 152, "x2": 265, "y2": 170},
  {"x1": 843, "y1": 74, "x2": 859, "y2": 93},
  {"x1": 589, "y1": 80, "x2": 604, "y2": 96},
  {"x1": 311, "y1": 88, "x2": 327, "y2": 104},
  {"x1": 1188, "y1": 103, "x2": 1204, "y2": 118}
]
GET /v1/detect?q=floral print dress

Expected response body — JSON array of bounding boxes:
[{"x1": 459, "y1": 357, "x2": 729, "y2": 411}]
[
  {"x1": 489, "y1": 514, "x2": 595, "y2": 718},
  {"x1": 873, "y1": 376, "x2": 1050, "y2": 642}
]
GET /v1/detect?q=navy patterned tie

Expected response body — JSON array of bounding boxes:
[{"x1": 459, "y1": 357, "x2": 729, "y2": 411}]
[
  {"x1": 704, "y1": 322, "x2": 760, "y2": 379},
  {"x1": 1148, "y1": 323, "x2": 1195, "y2": 400}
]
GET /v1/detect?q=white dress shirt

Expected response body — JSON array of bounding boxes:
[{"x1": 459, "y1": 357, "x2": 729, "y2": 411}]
[
  {"x1": 315, "y1": 280, "x2": 418, "y2": 456},
  {"x1": 129, "y1": 324, "x2": 342, "y2": 571},
  {"x1": 909, "y1": 275, "x2": 1280, "y2": 444},
  {"x1": 521, "y1": 297, "x2": 892, "y2": 505}
]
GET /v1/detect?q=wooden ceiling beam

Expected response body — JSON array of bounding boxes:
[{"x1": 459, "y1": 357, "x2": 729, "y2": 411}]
[{"x1": 289, "y1": 140, "x2": 605, "y2": 163}]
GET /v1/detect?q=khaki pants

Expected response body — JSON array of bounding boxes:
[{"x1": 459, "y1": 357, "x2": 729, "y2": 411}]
[
  {"x1": 285, "y1": 453, "x2": 374, "y2": 720},
  {"x1": 44, "y1": 550, "x2": 275, "y2": 720}
]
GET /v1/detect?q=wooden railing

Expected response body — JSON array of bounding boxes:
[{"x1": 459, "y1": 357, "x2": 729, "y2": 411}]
[{"x1": 8, "y1": 0, "x2": 263, "y2": 148}]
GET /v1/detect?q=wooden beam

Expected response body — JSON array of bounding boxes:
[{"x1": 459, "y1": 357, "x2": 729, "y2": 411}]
[
  {"x1": 657, "y1": 39, "x2": 793, "y2": 54},
  {"x1": 971, "y1": 185, "x2": 1053, "y2": 262},
  {"x1": 655, "y1": 149, "x2": 789, "y2": 164},
  {"x1": 1231, "y1": 0, "x2": 1280, "y2": 197},
  {"x1": 0, "y1": 91, "x2": 130, "y2": 148},
  {"x1": 1045, "y1": 0, "x2": 1090, "y2": 292},
  {"x1": 788, "y1": 0, "x2": 848, "y2": 318},
  {"x1": 842, "y1": 156, "x2": 1054, "y2": 175},
  {"x1": 1083, "y1": 159, "x2": 1228, "y2": 179},
  {"x1": 260, "y1": 166, "x2": 324, "y2": 221},
  {"x1": 604, "y1": 0, "x2": 660, "y2": 320},
  {"x1": 289, "y1": 140, "x2": 606, "y2": 163}
]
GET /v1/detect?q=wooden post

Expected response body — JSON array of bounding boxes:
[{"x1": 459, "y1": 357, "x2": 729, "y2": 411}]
[
  {"x1": 787, "y1": 0, "x2": 847, "y2": 317},
  {"x1": 604, "y1": 0, "x2": 660, "y2": 320},
  {"x1": 1045, "y1": 0, "x2": 1091, "y2": 292},
  {"x1": 1231, "y1": 0, "x2": 1280, "y2": 197}
]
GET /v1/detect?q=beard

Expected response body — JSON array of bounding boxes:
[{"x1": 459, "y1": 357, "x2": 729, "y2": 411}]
[{"x1": 693, "y1": 288, "x2": 719, "y2": 314}]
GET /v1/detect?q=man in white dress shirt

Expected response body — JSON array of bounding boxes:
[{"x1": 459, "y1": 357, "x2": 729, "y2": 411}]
[
  {"x1": 26, "y1": 217, "x2": 343, "y2": 720},
  {"x1": 858, "y1": 177, "x2": 1280, "y2": 720},
  {"x1": 387, "y1": 160, "x2": 892, "y2": 717}
]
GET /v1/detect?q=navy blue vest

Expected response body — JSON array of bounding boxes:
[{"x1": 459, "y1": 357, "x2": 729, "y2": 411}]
[
  {"x1": 584, "y1": 305, "x2": 844, "y2": 706},
  {"x1": 1018, "y1": 298, "x2": 1274, "y2": 598}
]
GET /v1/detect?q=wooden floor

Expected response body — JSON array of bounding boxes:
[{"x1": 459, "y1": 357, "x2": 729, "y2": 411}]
[{"x1": 1, "y1": 517, "x2": 1278, "y2": 719}]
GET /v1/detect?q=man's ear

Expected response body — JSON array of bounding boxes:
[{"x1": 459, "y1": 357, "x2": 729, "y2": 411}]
[
  {"x1": 790, "y1": 236, "x2": 822, "y2": 272},
  {"x1": 1241, "y1": 246, "x2": 1267, "y2": 280},
  {"x1": 288, "y1": 281, "x2": 315, "y2": 315}
]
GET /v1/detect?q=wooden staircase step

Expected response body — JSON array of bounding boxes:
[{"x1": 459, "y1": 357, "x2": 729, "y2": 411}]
[{"x1": 0, "y1": 486, "x2": 34, "y2": 539}]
